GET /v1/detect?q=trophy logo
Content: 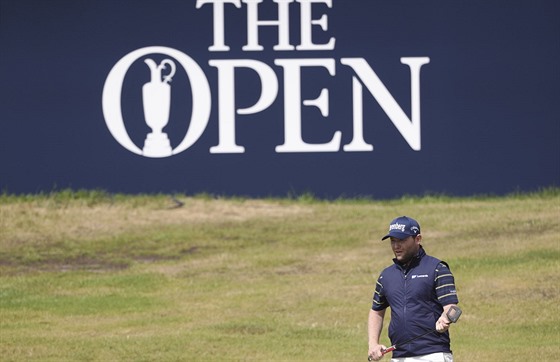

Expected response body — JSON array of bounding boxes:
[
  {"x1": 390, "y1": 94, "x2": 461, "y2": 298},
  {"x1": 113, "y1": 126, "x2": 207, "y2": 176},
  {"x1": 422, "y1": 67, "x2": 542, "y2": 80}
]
[
  {"x1": 142, "y1": 58, "x2": 176, "y2": 157},
  {"x1": 102, "y1": 46, "x2": 211, "y2": 158}
]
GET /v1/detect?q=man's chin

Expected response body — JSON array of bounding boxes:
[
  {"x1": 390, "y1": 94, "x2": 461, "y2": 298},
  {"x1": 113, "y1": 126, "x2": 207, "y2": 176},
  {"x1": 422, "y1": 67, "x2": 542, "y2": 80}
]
[{"x1": 395, "y1": 255, "x2": 411, "y2": 264}]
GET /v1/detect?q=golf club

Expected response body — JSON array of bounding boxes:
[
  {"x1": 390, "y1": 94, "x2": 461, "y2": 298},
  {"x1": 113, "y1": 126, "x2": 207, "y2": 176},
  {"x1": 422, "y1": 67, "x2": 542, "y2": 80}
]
[{"x1": 368, "y1": 305, "x2": 462, "y2": 361}]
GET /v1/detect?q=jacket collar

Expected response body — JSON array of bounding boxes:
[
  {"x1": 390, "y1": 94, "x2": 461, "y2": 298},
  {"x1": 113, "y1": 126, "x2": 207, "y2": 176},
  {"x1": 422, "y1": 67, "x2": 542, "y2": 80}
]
[{"x1": 393, "y1": 245, "x2": 426, "y2": 270}]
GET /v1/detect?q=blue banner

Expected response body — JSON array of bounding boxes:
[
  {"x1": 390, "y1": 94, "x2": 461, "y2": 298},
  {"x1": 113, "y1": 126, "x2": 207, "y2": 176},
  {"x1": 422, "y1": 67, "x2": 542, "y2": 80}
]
[{"x1": 1, "y1": 0, "x2": 558, "y2": 198}]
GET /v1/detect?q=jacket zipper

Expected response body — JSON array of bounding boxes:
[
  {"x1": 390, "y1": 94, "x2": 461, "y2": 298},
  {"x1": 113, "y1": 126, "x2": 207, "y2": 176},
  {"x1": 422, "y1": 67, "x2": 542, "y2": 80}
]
[{"x1": 403, "y1": 267, "x2": 408, "y2": 343}]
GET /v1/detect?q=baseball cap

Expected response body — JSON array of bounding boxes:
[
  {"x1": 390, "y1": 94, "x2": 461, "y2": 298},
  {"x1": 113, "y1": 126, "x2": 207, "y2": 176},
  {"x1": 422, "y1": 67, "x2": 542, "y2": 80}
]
[{"x1": 381, "y1": 216, "x2": 421, "y2": 240}]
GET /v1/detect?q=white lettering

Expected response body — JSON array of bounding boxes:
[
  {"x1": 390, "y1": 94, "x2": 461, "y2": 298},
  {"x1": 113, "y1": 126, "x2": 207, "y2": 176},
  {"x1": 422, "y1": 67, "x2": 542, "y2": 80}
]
[
  {"x1": 296, "y1": 0, "x2": 335, "y2": 51},
  {"x1": 208, "y1": 59, "x2": 279, "y2": 153},
  {"x1": 243, "y1": 0, "x2": 294, "y2": 51},
  {"x1": 389, "y1": 223, "x2": 406, "y2": 232},
  {"x1": 104, "y1": 5, "x2": 433, "y2": 158},
  {"x1": 274, "y1": 58, "x2": 341, "y2": 152},
  {"x1": 196, "y1": 0, "x2": 241, "y2": 52},
  {"x1": 342, "y1": 77, "x2": 373, "y2": 151},
  {"x1": 340, "y1": 57, "x2": 430, "y2": 151}
]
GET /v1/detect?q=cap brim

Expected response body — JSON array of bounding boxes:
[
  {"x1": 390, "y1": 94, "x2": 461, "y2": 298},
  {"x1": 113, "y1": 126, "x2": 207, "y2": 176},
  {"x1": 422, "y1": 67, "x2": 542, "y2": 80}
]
[{"x1": 381, "y1": 231, "x2": 413, "y2": 240}]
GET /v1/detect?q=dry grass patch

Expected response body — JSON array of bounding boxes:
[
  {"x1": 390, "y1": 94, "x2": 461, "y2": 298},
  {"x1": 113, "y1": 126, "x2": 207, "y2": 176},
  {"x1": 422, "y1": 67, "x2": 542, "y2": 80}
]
[
  {"x1": 0, "y1": 198, "x2": 311, "y2": 246},
  {"x1": 0, "y1": 197, "x2": 313, "y2": 273}
]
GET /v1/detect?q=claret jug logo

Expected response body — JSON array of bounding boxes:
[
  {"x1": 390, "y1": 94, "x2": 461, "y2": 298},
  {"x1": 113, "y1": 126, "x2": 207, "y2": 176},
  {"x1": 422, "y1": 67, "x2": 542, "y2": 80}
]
[
  {"x1": 102, "y1": 46, "x2": 211, "y2": 158},
  {"x1": 141, "y1": 58, "x2": 175, "y2": 157},
  {"x1": 102, "y1": 0, "x2": 430, "y2": 158}
]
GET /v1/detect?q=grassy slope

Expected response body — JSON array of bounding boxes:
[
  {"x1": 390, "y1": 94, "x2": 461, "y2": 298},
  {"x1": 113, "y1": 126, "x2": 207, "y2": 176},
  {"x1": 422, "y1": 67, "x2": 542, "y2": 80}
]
[{"x1": 0, "y1": 190, "x2": 559, "y2": 361}]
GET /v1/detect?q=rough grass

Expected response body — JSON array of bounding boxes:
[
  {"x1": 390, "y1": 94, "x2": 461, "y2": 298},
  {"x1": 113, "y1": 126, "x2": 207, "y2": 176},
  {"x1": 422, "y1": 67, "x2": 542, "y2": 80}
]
[{"x1": 0, "y1": 189, "x2": 559, "y2": 361}]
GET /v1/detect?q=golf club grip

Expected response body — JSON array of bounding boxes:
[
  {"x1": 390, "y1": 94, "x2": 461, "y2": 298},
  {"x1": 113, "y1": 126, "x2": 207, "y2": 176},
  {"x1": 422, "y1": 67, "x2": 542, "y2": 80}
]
[
  {"x1": 367, "y1": 346, "x2": 395, "y2": 361},
  {"x1": 381, "y1": 346, "x2": 396, "y2": 355}
]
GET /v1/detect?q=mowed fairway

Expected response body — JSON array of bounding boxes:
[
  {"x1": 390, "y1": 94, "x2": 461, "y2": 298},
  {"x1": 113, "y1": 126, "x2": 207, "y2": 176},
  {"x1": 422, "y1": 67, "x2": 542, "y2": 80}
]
[{"x1": 1, "y1": 190, "x2": 559, "y2": 361}]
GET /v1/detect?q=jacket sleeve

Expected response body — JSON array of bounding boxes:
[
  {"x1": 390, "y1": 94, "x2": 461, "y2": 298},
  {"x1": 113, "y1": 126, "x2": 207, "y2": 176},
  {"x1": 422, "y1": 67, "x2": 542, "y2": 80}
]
[
  {"x1": 372, "y1": 273, "x2": 389, "y2": 311},
  {"x1": 434, "y1": 262, "x2": 459, "y2": 306}
]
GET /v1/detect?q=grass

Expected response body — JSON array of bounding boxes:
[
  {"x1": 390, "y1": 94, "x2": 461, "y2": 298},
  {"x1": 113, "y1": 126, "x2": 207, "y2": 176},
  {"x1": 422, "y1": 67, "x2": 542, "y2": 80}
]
[{"x1": 0, "y1": 189, "x2": 559, "y2": 361}]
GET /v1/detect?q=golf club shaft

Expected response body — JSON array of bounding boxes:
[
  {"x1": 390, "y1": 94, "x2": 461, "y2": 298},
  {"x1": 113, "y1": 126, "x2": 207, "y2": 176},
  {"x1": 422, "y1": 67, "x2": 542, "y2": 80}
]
[
  {"x1": 381, "y1": 328, "x2": 436, "y2": 355},
  {"x1": 367, "y1": 303, "x2": 462, "y2": 360},
  {"x1": 381, "y1": 306, "x2": 462, "y2": 355}
]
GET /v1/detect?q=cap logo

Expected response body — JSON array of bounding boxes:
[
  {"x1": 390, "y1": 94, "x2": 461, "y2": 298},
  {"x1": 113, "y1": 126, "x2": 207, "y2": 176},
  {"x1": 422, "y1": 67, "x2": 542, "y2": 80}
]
[
  {"x1": 411, "y1": 226, "x2": 419, "y2": 234},
  {"x1": 389, "y1": 223, "x2": 406, "y2": 232}
]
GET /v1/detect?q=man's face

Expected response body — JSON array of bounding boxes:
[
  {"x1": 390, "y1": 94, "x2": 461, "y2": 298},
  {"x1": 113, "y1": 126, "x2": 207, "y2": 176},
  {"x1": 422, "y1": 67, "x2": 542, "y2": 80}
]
[{"x1": 390, "y1": 235, "x2": 421, "y2": 264}]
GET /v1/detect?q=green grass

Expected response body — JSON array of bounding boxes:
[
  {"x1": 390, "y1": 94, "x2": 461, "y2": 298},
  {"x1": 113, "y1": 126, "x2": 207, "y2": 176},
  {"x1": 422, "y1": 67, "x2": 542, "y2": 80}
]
[{"x1": 1, "y1": 189, "x2": 559, "y2": 361}]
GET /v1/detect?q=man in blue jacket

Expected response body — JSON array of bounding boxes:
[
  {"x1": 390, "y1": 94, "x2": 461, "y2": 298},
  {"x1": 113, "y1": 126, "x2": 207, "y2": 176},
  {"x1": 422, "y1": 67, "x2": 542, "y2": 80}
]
[{"x1": 368, "y1": 216, "x2": 459, "y2": 362}]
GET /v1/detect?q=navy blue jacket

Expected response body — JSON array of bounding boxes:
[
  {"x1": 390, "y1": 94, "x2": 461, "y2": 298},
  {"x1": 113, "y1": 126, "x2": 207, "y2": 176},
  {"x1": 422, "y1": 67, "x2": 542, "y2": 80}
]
[{"x1": 371, "y1": 247, "x2": 459, "y2": 358}]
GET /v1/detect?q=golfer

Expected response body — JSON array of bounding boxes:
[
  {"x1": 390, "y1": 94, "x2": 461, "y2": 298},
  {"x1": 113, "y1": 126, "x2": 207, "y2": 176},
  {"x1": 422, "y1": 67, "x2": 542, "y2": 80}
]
[{"x1": 368, "y1": 216, "x2": 459, "y2": 362}]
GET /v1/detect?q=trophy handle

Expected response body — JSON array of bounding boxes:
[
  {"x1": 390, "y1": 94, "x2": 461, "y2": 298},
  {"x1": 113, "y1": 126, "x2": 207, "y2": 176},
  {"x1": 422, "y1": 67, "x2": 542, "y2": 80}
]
[{"x1": 160, "y1": 59, "x2": 176, "y2": 83}]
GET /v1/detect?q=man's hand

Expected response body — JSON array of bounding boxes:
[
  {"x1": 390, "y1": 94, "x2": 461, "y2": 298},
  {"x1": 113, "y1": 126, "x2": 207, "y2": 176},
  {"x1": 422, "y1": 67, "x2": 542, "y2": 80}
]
[
  {"x1": 435, "y1": 313, "x2": 451, "y2": 332},
  {"x1": 435, "y1": 304, "x2": 457, "y2": 333},
  {"x1": 368, "y1": 344, "x2": 387, "y2": 361},
  {"x1": 436, "y1": 311, "x2": 451, "y2": 333}
]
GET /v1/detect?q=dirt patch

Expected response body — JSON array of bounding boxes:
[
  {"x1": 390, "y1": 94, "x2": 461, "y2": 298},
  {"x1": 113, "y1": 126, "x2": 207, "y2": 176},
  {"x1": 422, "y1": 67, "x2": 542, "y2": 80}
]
[
  {"x1": 0, "y1": 255, "x2": 130, "y2": 275},
  {"x1": 0, "y1": 198, "x2": 312, "y2": 274},
  {"x1": 0, "y1": 198, "x2": 312, "y2": 247}
]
